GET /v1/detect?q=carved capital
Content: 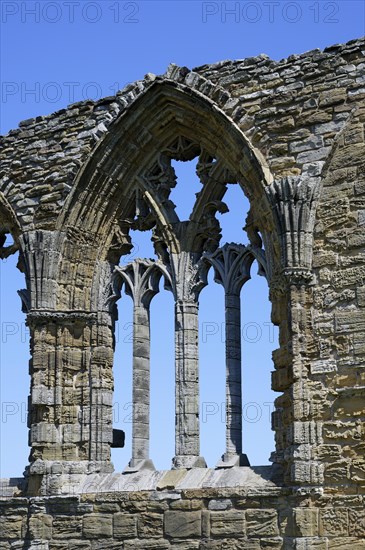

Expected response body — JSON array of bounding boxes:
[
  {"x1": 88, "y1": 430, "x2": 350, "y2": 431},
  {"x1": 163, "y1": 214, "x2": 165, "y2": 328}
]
[
  {"x1": 282, "y1": 267, "x2": 315, "y2": 287},
  {"x1": 113, "y1": 258, "x2": 171, "y2": 308},
  {"x1": 270, "y1": 267, "x2": 315, "y2": 295},
  {"x1": 106, "y1": 220, "x2": 133, "y2": 264},
  {"x1": 266, "y1": 176, "x2": 320, "y2": 274},
  {"x1": 19, "y1": 230, "x2": 66, "y2": 310},
  {"x1": 169, "y1": 251, "x2": 207, "y2": 302},
  {"x1": 202, "y1": 243, "x2": 255, "y2": 295}
]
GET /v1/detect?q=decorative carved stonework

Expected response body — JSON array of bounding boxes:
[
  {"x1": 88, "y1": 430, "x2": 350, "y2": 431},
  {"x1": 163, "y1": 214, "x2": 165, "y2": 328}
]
[{"x1": 266, "y1": 176, "x2": 320, "y2": 278}]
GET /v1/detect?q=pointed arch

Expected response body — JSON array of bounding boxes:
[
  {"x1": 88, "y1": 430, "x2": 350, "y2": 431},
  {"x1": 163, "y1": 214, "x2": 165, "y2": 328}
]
[
  {"x1": 57, "y1": 79, "x2": 277, "y2": 270},
  {"x1": 48, "y1": 75, "x2": 286, "y2": 471}
]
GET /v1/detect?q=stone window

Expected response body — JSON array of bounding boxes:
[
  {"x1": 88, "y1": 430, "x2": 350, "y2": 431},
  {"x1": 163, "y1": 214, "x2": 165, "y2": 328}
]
[
  {"x1": 2, "y1": 76, "x2": 323, "y2": 487},
  {"x1": 109, "y1": 139, "x2": 269, "y2": 471}
]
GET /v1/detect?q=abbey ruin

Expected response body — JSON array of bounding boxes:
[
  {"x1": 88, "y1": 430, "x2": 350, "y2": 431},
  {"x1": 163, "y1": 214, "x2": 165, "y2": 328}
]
[{"x1": 0, "y1": 37, "x2": 364, "y2": 549}]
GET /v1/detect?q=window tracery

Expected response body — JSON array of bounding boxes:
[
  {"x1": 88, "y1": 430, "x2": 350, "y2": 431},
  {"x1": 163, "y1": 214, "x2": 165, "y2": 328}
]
[{"x1": 110, "y1": 135, "x2": 267, "y2": 470}]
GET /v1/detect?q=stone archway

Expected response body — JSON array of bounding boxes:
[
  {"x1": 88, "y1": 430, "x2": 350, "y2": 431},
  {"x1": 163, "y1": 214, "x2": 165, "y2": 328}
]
[
  {"x1": 23, "y1": 79, "x2": 286, "y2": 484},
  {"x1": 58, "y1": 78, "x2": 277, "y2": 267},
  {"x1": 19, "y1": 77, "x2": 324, "y2": 494}
]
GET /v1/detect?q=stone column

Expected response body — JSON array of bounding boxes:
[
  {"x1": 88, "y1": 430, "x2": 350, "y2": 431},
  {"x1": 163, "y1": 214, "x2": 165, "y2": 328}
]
[
  {"x1": 128, "y1": 303, "x2": 154, "y2": 471},
  {"x1": 27, "y1": 312, "x2": 115, "y2": 465},
  {"x1": 224, "y1": 292, "x2": 243, "y2": 458},
  {"x1": 88, "y1": 313, "x2": 115, "y2": 464},
  {"x1": 168, "y1": 251, "x2": 206, "y2": 469},
  {"x1": 266, "y1": 176, "x2": 321, "y2": 484},
  {"x1": 173, "y1": 300, "x2": 206, "y2": 468},
  {"x1": 116, "y1": 260, "x2": 159, "y2": 472},
  {"x1": 215, "y1": 291, "x2": 250, "y2": 468},
  {"x1": 203, "y1": 244, "x2": 252, "y2": 467},
  {"x1": 19, "y1": 233, "x2": 116, "y2": 495}
]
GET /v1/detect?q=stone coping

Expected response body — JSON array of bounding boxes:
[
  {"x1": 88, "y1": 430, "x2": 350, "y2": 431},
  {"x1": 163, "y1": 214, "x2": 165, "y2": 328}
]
[{"x1": 1, "y1": 466, "x2": 281, "y2": 497}]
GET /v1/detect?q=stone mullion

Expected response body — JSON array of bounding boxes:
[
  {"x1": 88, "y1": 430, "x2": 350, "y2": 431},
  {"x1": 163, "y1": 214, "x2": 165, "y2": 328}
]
[
  {"x1": 129, "y1": 303, "x2": 152, "y2": 469},
  {"x1": 205, "y1": 245, "x2": 253, "y2": 468},
  {"x1": 224, "y1": 292, "x2": 243, "y2": 459},
  {"x1": 173, "y1": 300, "x2": 205, "y2": 468}
]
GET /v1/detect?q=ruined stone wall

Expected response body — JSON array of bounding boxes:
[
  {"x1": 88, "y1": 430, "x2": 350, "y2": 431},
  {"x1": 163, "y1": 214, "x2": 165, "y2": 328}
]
[
  {"x1": 1, "y1": 484, "x2": 365, "y2": 549},
  {"x1": 309, "y1": 109, "x2": 365, "y2": 490},
  {"x1": 0, "y1": 37, "x2": 364, "y2": 549}
]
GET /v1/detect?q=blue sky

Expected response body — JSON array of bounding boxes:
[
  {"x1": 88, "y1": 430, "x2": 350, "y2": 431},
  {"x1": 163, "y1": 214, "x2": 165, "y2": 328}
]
[{"x1": 0, "y1": 1, "x2": 364, "y2": 477}]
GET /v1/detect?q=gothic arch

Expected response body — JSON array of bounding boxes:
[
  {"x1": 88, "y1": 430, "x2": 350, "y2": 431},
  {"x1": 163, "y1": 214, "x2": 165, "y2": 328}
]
[
  {"x1": 56, "y1": 79, "x2": 278, "y2": 275},
  {"x1": 46, "y1": 77, "x2": 306, "y2": 473},
  {"x1": 20, "y1": 74, "x2": 325, "y2": 480}
]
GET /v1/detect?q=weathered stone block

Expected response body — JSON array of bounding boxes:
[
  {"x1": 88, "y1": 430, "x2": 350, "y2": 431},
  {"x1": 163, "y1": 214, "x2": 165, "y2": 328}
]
[
  {"x1": 294, "y1": 538, "x2": 328, "y2": 550},
  {"x1": 324, "y1": 538, "x2": 365, "y2": 550},
  {"x1": 246, "y1": 509, "x2": 279, "y2": 537},
  {"x1": 169, "y1": 542, "x2": 200, "y2": 550},
  {"x1": 294, "y1": 508, "x2": 319, "y2": 537},
  {"x1": 29, "y1": 513, "x2": 53, "y2": 540},
  {"x1": 0, "y1": 515, "x2": 23, "y2": 540},
  {"x1": 113, "y1": 512, "x2": 137, "y2": 538},
  {"x1": 232, "y1": 540, "x2": 261, "y2": 550},
  {"x1": 319, "y1": 508, "x2": 348, "y2": 536},
  {"x1": 208, "y1": 499, "x2": 232, "y2": 511},
  {"x1": 198, "y1": 542, "x2": 223, "y2": 550},
  {"x1": 164, "y1": 510, "x2": 201, "y2": 538},
  {"x1": 289, "y1": 135, "x2": 324, "y2": 153},
  {"x1": 354, "y1": 332, "x2": 365, "y2": 355},
  {"x1": 30, "y1": 423, "x2": 60, "y2": 444},
  {"x1": 254, "y1": 537, "x2": 282, "y2": 549},
  {"x1": 310, "y1": 359, "x2": 337, "y2": 374},
  {"x1": 323, "y1": 421, "x2": 361, "y2": 442},
  {"x1": 315, "y1": 445, "x2": 341, "y2": 460},
  {"x1": 85, "y1": 542, "x2": 120, "y2": 550},
  {"x1": 124, "y1": 540, "x2": 170, "y2": 549},
  {"x1": 210, "y1": 510, "x2": 245, "y2": 537},
  {"x1": 312, "y1": 251, "x2": 337, "y2": 268},
  {"x1": 52, "y1": 515, "x2": 82, "y2": 539},
  {"x1": 350, "y1": 459, "x2": 365, "y2": 482},
  {"x1": 348, "y1": 509, "x2": 365, "y2": 537},
  {"x1": 137, "y1": 512, "x2": 163, "y2": 538},
  {"x1": 48, "y1": 543, "x2": 68, "y2": 550},
  {"x1": 324, "y1": 460, "x2": 349, "y2": 482},
  {"x1": 23, "y1": 542, "x2": 50, "y2": 550},
  {"x1": 291, "y1": 462, "x2": 324, "y2": 484},
  {"x1": 83, "y1": 514, "x2": 113, "y2": 538},
  {"x1": 335, "y1": 310, "x2": 365, "y2": 333}
]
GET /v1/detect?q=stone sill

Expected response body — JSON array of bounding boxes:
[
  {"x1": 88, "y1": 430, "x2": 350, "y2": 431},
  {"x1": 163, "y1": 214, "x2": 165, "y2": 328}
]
[
  {"x1": 1, "y1": 466, "x2": 282, "y2": 497},
  {"x1": 79, "y1": 465, "x2": 279, "y2": 494}
]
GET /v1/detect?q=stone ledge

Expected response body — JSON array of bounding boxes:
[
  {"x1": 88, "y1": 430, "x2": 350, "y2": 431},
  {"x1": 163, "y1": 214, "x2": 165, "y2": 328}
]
[{"x1": 1, "y1": 465, "x2": 281, "y2": 497}]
